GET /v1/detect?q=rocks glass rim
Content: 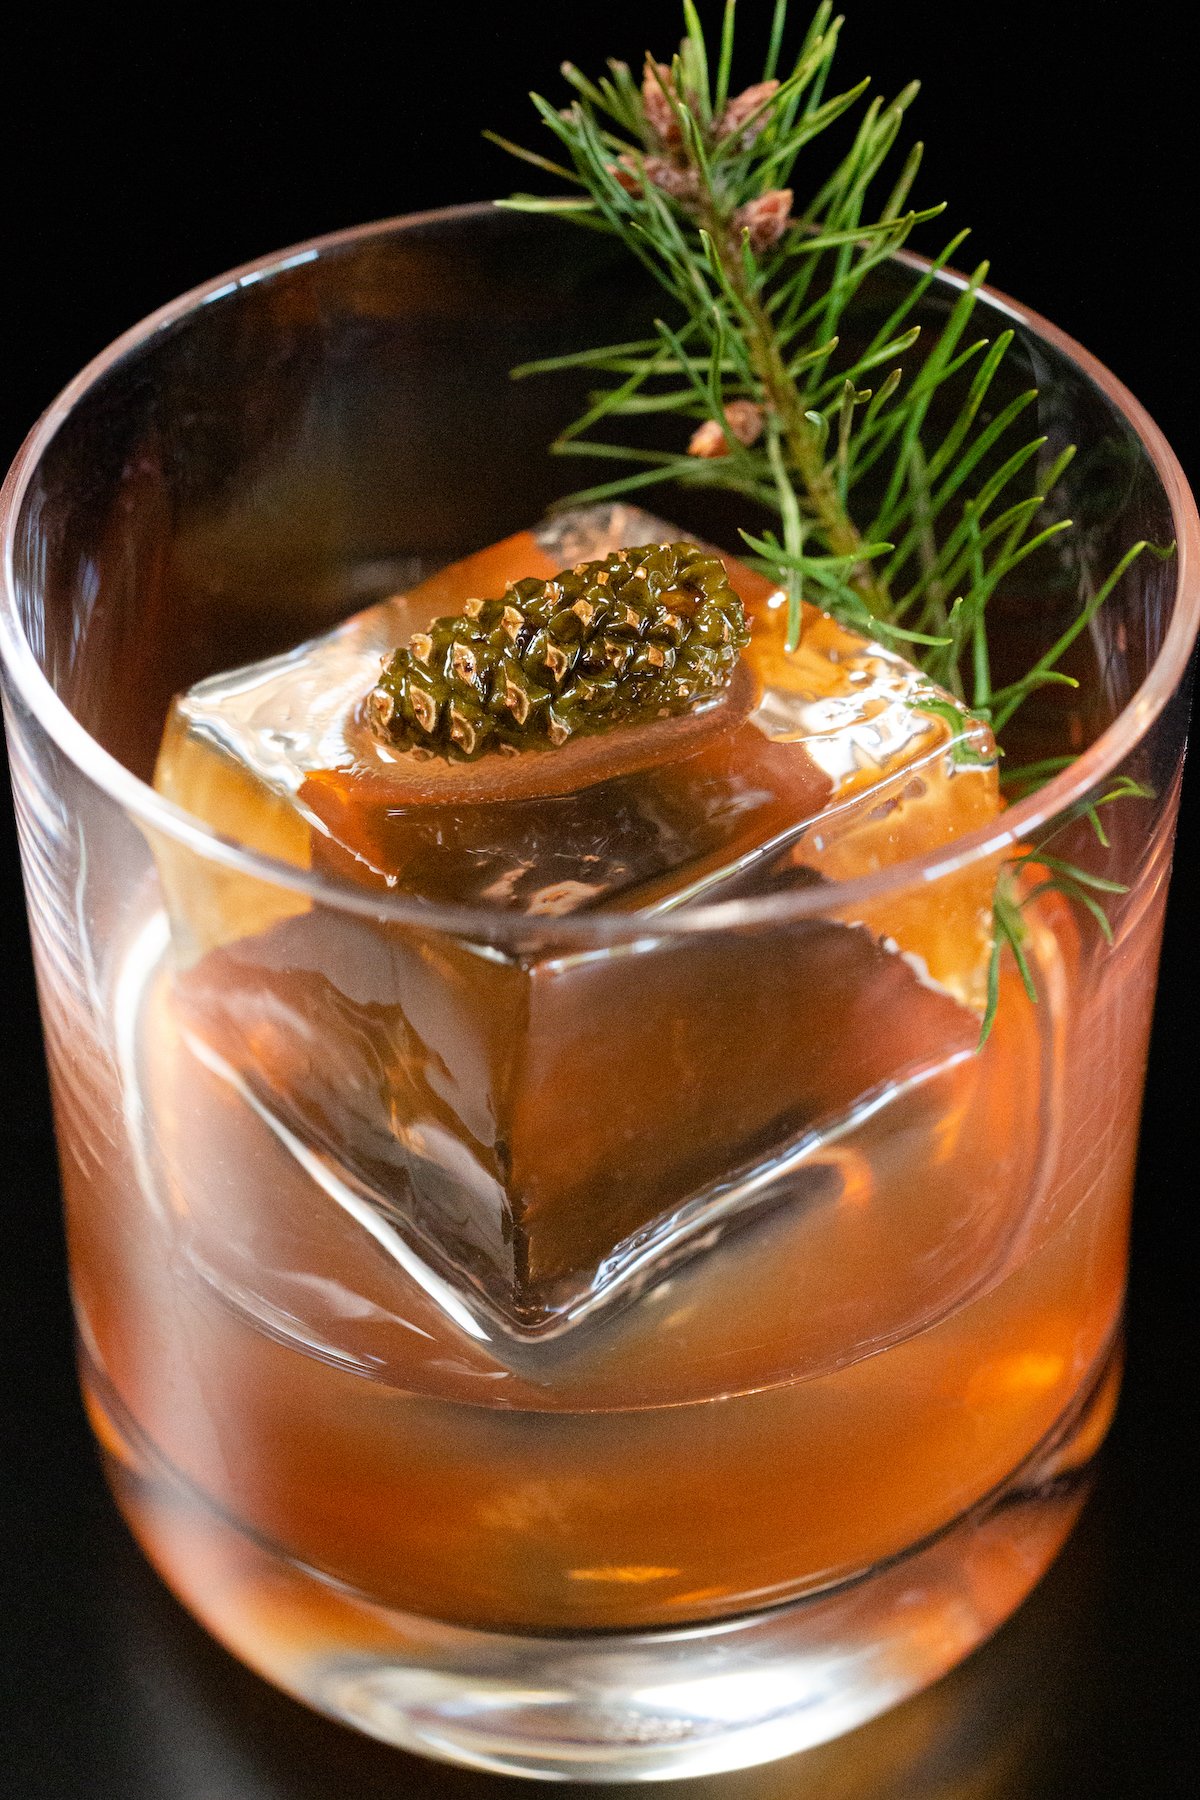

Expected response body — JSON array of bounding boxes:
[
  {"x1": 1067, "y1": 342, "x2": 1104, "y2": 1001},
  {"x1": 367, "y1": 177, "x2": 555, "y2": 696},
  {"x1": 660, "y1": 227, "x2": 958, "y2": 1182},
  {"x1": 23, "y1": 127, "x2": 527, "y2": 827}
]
[{"x1": 2, "y1": 201, "x2": 1197, "y2": 944}]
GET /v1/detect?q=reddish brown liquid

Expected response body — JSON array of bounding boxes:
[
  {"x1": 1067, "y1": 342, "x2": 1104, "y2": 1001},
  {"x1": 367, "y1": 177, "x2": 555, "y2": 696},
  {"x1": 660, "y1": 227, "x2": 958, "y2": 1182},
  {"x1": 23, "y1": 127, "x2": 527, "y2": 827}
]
[
  {"x1": 61, "y1": 533, "x2": 1160, "y2": 1649},
  {"x1": 64, "y1": 867, "x2": 1149, "y2": 1643},
  {"x1": 153, "y1": 532, "x2": 1002, "y2": 1331}
]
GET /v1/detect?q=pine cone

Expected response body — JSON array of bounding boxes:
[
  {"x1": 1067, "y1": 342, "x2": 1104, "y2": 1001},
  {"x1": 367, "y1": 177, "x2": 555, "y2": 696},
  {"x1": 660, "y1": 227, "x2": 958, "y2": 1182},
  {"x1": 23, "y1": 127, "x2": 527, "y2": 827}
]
[{"x1": 367, "y1": 543, "x2": 750, "y2": 761}]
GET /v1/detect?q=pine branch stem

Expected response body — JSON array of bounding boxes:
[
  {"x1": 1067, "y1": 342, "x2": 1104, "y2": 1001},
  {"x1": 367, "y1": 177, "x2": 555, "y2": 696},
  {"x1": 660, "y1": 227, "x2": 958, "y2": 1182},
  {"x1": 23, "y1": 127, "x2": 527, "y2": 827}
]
[{"x1": 693, "y1": 174, "x2": 891, "y2": 616}]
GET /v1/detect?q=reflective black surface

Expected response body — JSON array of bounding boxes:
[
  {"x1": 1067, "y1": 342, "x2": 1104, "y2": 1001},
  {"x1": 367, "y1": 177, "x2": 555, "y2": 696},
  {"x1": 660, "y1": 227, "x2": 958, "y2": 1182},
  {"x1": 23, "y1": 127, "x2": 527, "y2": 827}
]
[{"x1": 2, "y1": 3, "x2": 1197, "y2": 1794}]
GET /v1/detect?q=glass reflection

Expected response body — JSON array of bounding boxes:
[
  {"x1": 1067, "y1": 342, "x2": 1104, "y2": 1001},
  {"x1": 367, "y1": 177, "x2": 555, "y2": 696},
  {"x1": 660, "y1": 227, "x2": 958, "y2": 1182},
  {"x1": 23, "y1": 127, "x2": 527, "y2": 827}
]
[{"x1": 102, "y1": 1467, "x2": 1111, "y2": 1800}]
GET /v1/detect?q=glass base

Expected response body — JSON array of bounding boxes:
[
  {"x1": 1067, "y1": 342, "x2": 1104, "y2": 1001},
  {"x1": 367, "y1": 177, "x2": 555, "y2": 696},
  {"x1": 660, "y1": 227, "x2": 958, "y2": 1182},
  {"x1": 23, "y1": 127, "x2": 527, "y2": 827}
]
[{"x1": 87, "y1": 1340, "x2": 1119, "y2": 1782}]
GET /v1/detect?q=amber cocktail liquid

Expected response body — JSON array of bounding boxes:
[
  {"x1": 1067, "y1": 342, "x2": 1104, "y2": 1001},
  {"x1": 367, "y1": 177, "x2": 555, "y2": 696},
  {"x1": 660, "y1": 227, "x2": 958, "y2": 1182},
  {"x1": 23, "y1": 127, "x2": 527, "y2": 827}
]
[
  {"x1": 82, "y1": 513, "x2": 1134, "y2": 1667},
  {"x1": 2, "y1": 211, "x2": 1191, "y2": 1781}
]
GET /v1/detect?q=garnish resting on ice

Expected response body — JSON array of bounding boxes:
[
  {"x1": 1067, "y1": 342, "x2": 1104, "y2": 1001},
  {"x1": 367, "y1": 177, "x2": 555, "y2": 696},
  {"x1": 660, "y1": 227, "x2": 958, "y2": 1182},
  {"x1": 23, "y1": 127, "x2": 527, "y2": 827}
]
[
  {"x1": 153, "y1": 503, "x2": 1004, "y2": 1334},
  {"x1": 366, "y1": 541, "x2": 750, "y2": 761}
]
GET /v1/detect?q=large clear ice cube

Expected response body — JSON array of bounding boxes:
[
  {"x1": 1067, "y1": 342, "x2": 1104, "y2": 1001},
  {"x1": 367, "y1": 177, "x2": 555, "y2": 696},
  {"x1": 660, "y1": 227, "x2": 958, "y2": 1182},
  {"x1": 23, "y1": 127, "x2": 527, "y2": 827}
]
[{"x1": 153, "y1": 505, "x2": 1001, "y2": 1336}]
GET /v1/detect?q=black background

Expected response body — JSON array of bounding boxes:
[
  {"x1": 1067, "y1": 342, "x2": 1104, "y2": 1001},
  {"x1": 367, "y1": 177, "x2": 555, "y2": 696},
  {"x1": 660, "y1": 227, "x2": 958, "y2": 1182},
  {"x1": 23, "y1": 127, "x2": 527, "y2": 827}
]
[{"x1": 1, "y1": 5, "x2": 1197, "y2": 1796}]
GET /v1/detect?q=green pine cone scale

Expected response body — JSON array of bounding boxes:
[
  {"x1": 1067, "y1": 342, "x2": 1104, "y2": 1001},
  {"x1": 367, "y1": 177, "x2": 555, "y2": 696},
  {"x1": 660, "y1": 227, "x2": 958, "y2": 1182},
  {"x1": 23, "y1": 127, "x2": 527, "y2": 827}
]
[{"x1": 367, "y1": 542, "x2": 751, "y2": 761}]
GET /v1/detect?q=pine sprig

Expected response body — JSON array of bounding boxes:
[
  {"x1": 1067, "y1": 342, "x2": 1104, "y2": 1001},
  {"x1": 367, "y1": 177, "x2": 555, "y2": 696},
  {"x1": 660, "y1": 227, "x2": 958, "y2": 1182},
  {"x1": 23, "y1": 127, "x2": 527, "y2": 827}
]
[
  {"x1": 493, "y1": 0, "x2": 1168, "y2": 1030},
  {"x1": 501, "y1": 2, "x2": 954, "y2": 642},
  {"x1": 979, "y1": 775, "x2": 1154, "y2": 1043}
]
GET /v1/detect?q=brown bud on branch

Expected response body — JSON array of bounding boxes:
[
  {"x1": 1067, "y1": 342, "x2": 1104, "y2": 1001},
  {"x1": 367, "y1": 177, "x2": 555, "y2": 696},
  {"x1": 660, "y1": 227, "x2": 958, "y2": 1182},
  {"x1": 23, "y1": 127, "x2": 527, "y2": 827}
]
[
  {"x1": 734, "y1": 188, "x2": 794, "y2": 253},
  {"x1": 642, "y1": 58, "x2": 682, "y2": 146},
  {"x1": 716, "y1": 80, "x2": 780, "y2": 146},
  {"x1": 688, "y1": 400, "x2": 765, "y2": 459},
  {"x1": 610, "y1": 153, "x2": 700, "y2": 204}
]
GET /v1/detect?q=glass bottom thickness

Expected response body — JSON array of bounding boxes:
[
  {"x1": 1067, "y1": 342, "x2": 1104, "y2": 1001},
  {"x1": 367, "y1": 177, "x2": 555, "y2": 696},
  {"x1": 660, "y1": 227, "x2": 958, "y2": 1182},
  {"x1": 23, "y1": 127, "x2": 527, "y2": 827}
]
[{"x1": 85, "y1": 1337, "x2": 1119, "y2": 1782}]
